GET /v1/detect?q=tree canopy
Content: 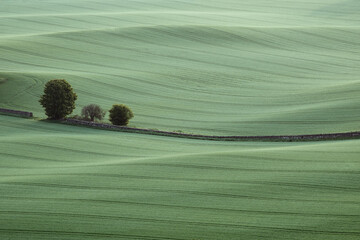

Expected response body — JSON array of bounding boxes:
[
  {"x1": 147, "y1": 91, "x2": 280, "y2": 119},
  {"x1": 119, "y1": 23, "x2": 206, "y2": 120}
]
[
  {"x1": 109, "y1": 104, "x2": 134, "y2": 126},
  {"x1": 81, "y1": 104, "x2": 106, "y2": 121},
  {"x1": 39, "y1": 79, "x2": 77, "y2": 120}
]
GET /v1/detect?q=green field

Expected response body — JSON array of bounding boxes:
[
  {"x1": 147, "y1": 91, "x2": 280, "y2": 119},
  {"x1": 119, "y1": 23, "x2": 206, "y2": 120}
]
[
  {"x1": 1, "y1": 0, "x2": 360, "y2": 239},
  {"x1": 1, "y1": 114, "x2": 360, "y2": 239},
  {"x1": 1, "y1": 0, "x2": 360, "y2": 135}
]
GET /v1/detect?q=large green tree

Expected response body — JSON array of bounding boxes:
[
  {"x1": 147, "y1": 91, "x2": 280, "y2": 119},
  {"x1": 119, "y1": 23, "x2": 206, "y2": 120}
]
[
  {"x1": 39, "y1": 79, "x2": 77, "y2": 119},
  {"x1": 109, "y1": 104, "x2": 134, "y2": 126}
]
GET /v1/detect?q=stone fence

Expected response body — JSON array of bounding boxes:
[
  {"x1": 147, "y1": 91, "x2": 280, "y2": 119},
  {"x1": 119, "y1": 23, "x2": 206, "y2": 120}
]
[
  {"x1": 1, "y1": 108, "x2": 358, "y2": 141},
  {"x1": 63, "y1": 118, "x2": 360, "y2": 142},
  {"x1": 0, "y1": 108, "x2": 33, "y2": 118}
]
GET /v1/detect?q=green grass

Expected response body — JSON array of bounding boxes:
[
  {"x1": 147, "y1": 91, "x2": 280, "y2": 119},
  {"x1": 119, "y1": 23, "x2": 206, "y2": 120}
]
[
  {"x1": 1, "y1": 114, "x2": 360, "y2": 239},
  {"x1": 1, "y1": 1, "x2": 360, "y2": 239},
  {"x1": 0, "y1": 0, "x2": 359, "y2": 135}
]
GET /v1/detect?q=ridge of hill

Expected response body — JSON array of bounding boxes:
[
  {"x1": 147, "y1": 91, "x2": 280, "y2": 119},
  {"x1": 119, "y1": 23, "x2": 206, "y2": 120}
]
[
  {"x1": 1, "y1": 114, "x2": 360, "y2": 239},
  {"x1": 1, "y1": 0, "x2": 360, "y2": 135}
]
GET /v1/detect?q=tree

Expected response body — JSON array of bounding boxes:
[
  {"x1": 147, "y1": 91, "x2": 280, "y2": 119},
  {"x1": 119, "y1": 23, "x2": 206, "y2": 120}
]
[
  {"x1": 109, "y1": 104, "x2": 134, "y2": 126},
  {"x1": 81, "y1": 104, "x2": 106, "y2": 121},
  {"x1": 39, "y1": 79, "x2": 77, "y2": 119}
]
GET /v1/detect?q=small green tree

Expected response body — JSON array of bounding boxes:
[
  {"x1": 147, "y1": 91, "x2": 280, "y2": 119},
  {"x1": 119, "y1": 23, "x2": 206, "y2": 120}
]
[
  {"x1": 81, "y1": 104, "x2": 106, "y2": 121},
  {"x1": 39, "y1": 79, "x2": 77, "y2": 119},
  {"x1": 109, "y1": 104, "x2": 134, "y2": 126}
]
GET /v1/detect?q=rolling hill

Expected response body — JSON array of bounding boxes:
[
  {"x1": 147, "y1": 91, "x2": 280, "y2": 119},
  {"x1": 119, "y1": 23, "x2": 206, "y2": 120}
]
[
  {"x1": 1, "y1": 0, "x2": 360, "y2": 239},
  {"x1": 1, "y1": 114, "x2": 360, "y2": 239},
  {"x1": 0, "y1": 0, "x2": 359, "y2": 135}
]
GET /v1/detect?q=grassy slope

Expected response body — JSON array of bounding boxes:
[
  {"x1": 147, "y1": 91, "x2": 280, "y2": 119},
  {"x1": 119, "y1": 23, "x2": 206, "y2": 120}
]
[
  {"x1": 0, "y1": 0, "x2": 360, "y2": 135},
  {"x1": 1, "y1": 114, "x2": 360, "y2": 239},
  {"x1": 1, "y1": 1, "x2": 360, "y2": 239}
]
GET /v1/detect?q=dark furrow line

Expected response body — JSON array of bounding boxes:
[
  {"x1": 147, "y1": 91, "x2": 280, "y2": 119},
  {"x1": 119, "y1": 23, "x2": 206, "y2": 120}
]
[
  {"x1": 59, "y1": 11, "x2": 155, "y2": 27},
  {"x1": 1, "y1": 5, "x2": 62, "y2": 15},
  {"x1": 9, "y1": 17, "x2": 83, "y2": 31},
  {"x1": 334, "y1": 28, "x2": 360, "y2": 38},
  {"x1": 220, "y1": 153, "x2": 360, "y2": 163},
  {"x1": 52, "y1": 15, "x2": 110, "y2": 28},
  {"x1": 0, "y1": 195, "x2": 350, "y2": 219},
  {"x1": 112, "y1": 29, "x2": 348, "y2": 75},
  {"x1": 46, "y1": 2, "x2": 193, "y2": 28},
  {"x1": 171, "y1": 0, "x2": 315, "y2": 13},
  {"x1": 0, "y1": 152, "x2": 77, "y2": 163},
  {"x1": 70, "y1": 71, "x2": 221, "y2": 100},
  {"x1": 1, "y1": 210, "x2": 359, "y2": 232},
  {"x1": 0, "y1": 45, "x2": 155, "y2": 72},
  {"x1": 203, "y1": 26, "x2": 360, "y2": 67},
  {"x1": 79, "y1": 30, "x2": 318, "y2": 75},
  {"x1": 293, "y1": 28, "x2": 360, "y2": 47},
  {"x1": 86, "y1": 0, "x2": 137, "y2": 10},
  {"x1": 0, "y1": 57, "x2": 233, "y2": 112},
  {"x1": 0, "y1": 66, "x2": 218, "y2": 107},
  {"x1": 74, "y1": 84, "x2": 312, "y2": 115},
  {"x1": 0, "y1": 117, "x2": 94, "y2": 134},
  {"x1": 3, "y1": 173, "x2": 360, "y2": 192},
  {"x1": 112, "y1": 162, "x2": 360, "y2": 174},
  {"x1": 142, "y1": 25, "x2": 360, "y2": 65},
  {"x1": 54, "y1": 25, "x2": 360, "y2": 70},
  {"x1": 50, "y1": 25, "x2": 354, "y2": 79},
  {"x1": 134, "y1": 25, "x2": 360, "y2": 66},
  {"x1": 3, "y1": 1, "x2": 360, "y2": 24},
  {"x1": 1, "y1": 42, "x2": 262, "y2": 94},
  {"x1": 171, "y1": 0, "x2": 317, "y2": 13},
  {"x1": 4, "y1": 74, "x2": 42, "y2": 105},
  {"x1": 45, "y1": 2, "x2": 111, "y2": 13},
  {"x1": 176, "y1": 0, "x2": 360, "y2": 18},
  {"x1": 38, "y1": 135, "x2": 177, "y2": 153},
  {"x1": 56, "y1": 33, "x2": 310, "y2": 90},
  {"x1": 0, "y1": 39, "x2": 309, "y2": 83},
  {"x1": 0, "y1": 22, "x2": 43, "y2": 33},
  {"x1": 104, "y1": 28, "x2": 356, "y2": 77},
  {"x1": 2, "y1": 11, "x2": 154, "y2": 31},
  {"x1": 2, "y1": 182, "x2": 359, "y2": 204},
  {"x1": 3, "y1": 28, "x2": 355, "y2": 94},
  {"x1": 15, "y1": 142, "x2": 137, "y2": 158},
  {"x1": 14, "y1": 23, "x2": 359, "y2": 70},
  {"x1": 0, "y1": 56, "x2": 82, "y2": 72},
  {"x1": 0, "y1": 228, "x2": 185, "y2": 240},
  {"x1": 3, "y1": 58, "x2": 247, "y2": 110},
  {"x1": 74, "y1": 88, "x2": 360, "y2": 117},
  {"x1": 248, "y1": 27, "x2": 360, "y2": 54},
  {"x1": 73, "y1": 77, "x2": 315, "y2": 114},
  {"x1": 0, "y1": 223, "x2": 359, "y2": 236},
  {"x1": 0, "y1": 120, "x2": 72, "y2": 133},
  {"x1": 74, "y1": 89, "x2": 235, "y2": 116},
  {"x1": 148, "y1": 8, "x2": 286, "y2": 26},
  {"x1": 2, "y1": 199, "x2": 358, "y2": 218}
]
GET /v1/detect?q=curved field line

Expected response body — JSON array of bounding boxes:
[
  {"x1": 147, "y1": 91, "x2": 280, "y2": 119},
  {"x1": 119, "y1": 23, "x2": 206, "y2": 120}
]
[
  {"x1": 3, "y1": 182, "x2": 360, "y2": 204},
  {"x1": 3, "y1": 196, "x2": 360, "y2": 218},
  {"x1": 3, "y1": 173, "x2": 360, "y2": 191}
]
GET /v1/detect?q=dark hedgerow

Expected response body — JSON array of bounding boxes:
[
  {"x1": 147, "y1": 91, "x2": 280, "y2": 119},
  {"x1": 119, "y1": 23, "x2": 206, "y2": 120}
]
[
  {"x1": 39, "y1": 79, "x2": 77, "y2": 120},
  {"x1": 109, "y1": 104, "x2": 134, "y2": 126}
]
